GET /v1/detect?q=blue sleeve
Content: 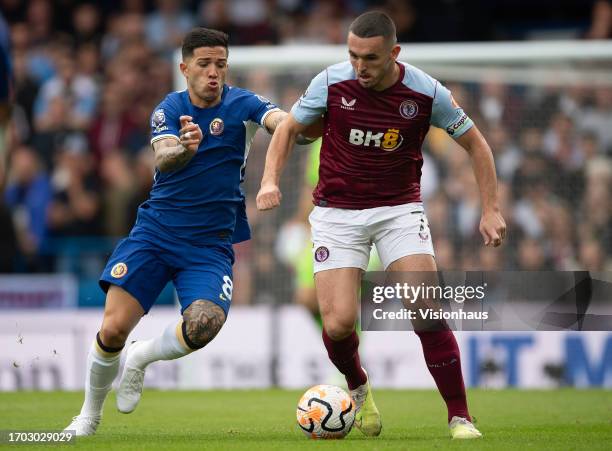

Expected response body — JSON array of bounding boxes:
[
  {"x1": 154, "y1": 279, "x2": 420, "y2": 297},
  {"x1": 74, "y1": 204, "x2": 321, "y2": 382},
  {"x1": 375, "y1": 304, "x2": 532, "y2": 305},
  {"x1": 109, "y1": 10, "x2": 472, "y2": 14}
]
[
  {"x1": 245, "y1": 91, "x2": 280, "y2": 128},
  {"x1": 150, "y1": 97, "x2": 181, "y2": 145},
  {"x1": 430, "y1": 82, "x2": 474, "y2": 138},
  {"x1": 290, "y1": 70, "x2": 328, "y2": 125}
]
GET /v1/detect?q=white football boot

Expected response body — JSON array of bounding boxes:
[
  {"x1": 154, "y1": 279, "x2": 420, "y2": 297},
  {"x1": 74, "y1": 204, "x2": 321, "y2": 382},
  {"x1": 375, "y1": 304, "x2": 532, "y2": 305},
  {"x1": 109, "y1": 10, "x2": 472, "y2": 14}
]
[
  {"x1": 63, "y1": 415, "x2": 100, "y2": 437},
  {"x1": 116, "y1": 341, "x2": 146, "y2": 414}
]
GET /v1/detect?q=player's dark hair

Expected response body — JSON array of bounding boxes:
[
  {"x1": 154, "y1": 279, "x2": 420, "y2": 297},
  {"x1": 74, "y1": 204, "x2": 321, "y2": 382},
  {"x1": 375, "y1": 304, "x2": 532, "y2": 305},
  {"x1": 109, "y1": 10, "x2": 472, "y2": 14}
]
[
  {"x1": 182, "y1": 27, "x2": 229, "y2": 60},
  {"x1": 348, "y1": 11, "x2": 397, "y2": 46}
]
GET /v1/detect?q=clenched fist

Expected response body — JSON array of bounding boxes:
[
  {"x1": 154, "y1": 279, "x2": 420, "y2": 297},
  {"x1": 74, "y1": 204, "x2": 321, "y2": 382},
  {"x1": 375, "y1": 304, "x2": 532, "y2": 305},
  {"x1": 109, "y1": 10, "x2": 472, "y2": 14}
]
[{"x1": 256, "y1": 183, "x2": 282, "y2": 211}]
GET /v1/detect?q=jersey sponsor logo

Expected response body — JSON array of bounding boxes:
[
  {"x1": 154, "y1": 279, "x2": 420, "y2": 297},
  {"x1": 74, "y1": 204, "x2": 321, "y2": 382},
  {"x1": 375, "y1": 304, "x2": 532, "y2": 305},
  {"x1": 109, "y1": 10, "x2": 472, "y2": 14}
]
[
  {"x1": 151, "y1": 109, "x2": 168, "y2": 133},
  {"x1": 446, "y1": 112, "x2": 469, "y2": 136},
  {"x1": 209, "y1": 117, "x2": 224, "y2": 136},
  {"x1": 314, "y1": 246, "x2": 329, "y2": 262},
  {"x1": 348, "y1": 128, "x2": 404, "y2": 151},
  {"x1": 341, "y1": 97, "x2": 356, "y2": 110},
  {"x1": 110, "y1": 262, "x2": 128, "y2": 278},
  {"x1": 399, "y1": 100, "x2": 419, "y2": 119}
]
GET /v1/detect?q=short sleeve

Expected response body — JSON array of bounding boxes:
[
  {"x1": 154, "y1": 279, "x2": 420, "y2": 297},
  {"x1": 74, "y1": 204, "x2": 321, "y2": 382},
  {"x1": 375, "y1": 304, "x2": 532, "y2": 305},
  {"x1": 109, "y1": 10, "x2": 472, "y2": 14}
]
[
  {"x1": 430, "y1": 82, "x2": 474, "y2": 138},
  {"x1": 246, "y1": 92, "x2": 280, "y2": 128},
  {"x1": 150, "y1": 98, "x2": 180, "y2": 145},
  {"x1": 290, "y1": 70, "x2": 328, "y2": 125}
]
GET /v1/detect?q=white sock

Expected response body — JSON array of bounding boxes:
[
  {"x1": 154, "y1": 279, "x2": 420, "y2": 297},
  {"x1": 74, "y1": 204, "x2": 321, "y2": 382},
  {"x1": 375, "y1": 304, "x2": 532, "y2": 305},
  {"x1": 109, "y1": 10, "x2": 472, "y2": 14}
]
[
  {"x1": 128, "y1": 321, "x2": 193, "y2": 370},
  {"x1": 79, "y1": 339, "x2": 121, "y2": 418}
]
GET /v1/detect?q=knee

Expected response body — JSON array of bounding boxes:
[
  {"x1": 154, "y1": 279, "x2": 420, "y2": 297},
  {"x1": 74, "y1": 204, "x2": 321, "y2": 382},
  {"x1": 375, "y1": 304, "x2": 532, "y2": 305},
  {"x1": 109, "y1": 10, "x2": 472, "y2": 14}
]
[
  {"x1": 323, "y1": 317, "x2": 355, "y2": 341},
  {"x1": 99, "y1": 323, "x2": 130, "y2": 349},
  {"x1": 182, "y1": 300, "x2": 227, "y2": 349}
]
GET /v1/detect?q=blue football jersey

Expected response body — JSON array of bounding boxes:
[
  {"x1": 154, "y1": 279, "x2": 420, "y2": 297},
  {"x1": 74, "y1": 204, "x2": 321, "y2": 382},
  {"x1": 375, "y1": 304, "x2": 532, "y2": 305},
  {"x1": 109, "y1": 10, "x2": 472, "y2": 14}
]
[{"x1": 138, "y1": 86, "x2": 279, "y2": 245}]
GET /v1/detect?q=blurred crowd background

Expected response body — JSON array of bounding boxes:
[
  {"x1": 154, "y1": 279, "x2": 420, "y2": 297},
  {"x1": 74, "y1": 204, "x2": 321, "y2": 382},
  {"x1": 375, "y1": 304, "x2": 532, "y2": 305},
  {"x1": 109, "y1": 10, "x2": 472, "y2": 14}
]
[{"x1": 0, "y1": 0, "x2": 611, "y2": 307}]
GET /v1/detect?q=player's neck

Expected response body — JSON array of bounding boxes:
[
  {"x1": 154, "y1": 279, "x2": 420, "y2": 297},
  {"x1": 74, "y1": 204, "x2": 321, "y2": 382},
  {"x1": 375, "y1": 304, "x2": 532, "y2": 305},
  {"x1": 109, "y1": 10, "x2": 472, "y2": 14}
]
[
  {"x1": 372, "y1": 62, "x2": 400, "y2": 92},
  {"x1": 188, "y1": 89, "x2": 222, "y2": 109}
]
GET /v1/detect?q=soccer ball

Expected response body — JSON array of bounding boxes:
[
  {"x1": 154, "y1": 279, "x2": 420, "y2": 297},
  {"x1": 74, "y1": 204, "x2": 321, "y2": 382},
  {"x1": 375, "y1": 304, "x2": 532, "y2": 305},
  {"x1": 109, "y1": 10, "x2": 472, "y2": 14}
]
[{"x1": 296, "y1": 384, "x2": 356, "y2": 439}]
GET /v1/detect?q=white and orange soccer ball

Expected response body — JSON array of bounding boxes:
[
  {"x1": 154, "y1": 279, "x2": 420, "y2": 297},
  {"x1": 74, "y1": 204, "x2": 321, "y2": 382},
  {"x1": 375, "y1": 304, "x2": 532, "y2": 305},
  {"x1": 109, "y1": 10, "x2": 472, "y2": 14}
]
[{"x1": 296, "y1": 384, "x2": 356, "y2": 439}]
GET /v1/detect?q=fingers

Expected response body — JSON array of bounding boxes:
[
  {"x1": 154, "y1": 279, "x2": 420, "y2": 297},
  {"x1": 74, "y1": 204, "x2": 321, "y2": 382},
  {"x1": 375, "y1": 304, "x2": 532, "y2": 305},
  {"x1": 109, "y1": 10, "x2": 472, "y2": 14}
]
[
  {"x1": 179, "y1": 123, "x2": 202, "y2": 148},
  {"x1": 256, "y1": 188, "x2": 282, "y2": 211},
  {"x1": 481, "y1": 226, "x2": 504, "y2": 247},
  {"x1": 180, "y1": 138, "x2": 201, "y2": 148},
  {"x1": 179, "y1": 115, "x2": 193, "y2": 127},
  {"x1": 179, "y1": 123, "x2": 200, "y2": 136}
]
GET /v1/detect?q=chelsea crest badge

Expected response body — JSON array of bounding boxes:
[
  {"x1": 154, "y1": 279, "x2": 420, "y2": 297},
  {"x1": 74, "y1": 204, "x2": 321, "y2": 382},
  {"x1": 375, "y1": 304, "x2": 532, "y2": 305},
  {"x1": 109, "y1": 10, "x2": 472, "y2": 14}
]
[{"x1": 209, "y1": 118, "x2": 224, "y2": 136}]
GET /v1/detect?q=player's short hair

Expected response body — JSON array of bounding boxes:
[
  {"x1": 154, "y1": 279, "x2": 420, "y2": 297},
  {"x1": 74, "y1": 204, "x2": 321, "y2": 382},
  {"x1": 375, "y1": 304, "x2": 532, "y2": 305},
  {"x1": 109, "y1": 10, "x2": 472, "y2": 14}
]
[
  {"x1": 182, "y1": 27, "x2": 229, "y2": 60},
  {"x1": 348, "y1": 11, "x2": 397, "y2": 46}
]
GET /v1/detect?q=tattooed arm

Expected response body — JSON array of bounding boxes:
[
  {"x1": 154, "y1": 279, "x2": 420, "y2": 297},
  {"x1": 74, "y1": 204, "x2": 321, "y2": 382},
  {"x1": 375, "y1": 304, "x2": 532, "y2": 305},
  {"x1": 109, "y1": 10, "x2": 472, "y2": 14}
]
[
  {"x1": 153, "y1": 115, "x2": 203, "y2": 172},
  {"x1": 263, "y1": 110, "x2": 287, "y2": 135},
  {"x1": 182, "y1": 300, "x2": 227, "y2": 349}
]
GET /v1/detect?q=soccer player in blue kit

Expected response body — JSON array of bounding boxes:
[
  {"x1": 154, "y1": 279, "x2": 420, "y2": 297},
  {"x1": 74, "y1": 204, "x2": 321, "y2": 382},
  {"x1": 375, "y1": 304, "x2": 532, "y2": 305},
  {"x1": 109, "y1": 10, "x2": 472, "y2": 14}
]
[{"x1": 64, "y1": 28, "x2": 306, "y2": 436}]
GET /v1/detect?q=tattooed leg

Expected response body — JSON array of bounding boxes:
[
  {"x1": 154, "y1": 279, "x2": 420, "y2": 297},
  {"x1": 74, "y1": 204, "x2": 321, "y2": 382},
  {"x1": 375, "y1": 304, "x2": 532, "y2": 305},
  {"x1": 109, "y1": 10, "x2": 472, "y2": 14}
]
[{"x1": 182, "y1": 300, "x2": 227, "y2": 350}]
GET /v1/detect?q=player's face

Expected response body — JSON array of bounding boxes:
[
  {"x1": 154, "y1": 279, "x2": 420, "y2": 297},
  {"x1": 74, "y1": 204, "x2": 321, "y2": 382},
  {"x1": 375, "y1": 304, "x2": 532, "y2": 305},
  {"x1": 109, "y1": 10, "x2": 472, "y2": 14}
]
[
  {"x1": 347, "y1": 32, "x2": 400, "y2": 90},
  {"x1": 181, "y1": 46, "x2": 228, "y2": 107}
]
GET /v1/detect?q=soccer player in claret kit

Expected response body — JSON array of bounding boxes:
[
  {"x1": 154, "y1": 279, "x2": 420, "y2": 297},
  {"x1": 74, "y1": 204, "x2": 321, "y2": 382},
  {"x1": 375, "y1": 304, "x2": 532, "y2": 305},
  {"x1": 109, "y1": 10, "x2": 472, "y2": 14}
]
[
  {"x1": 64, "y1": 28, "x2": 305, "y2": 436},
  {"x1": 257, "y1": 12, "x2": 506, "y2": 439}
]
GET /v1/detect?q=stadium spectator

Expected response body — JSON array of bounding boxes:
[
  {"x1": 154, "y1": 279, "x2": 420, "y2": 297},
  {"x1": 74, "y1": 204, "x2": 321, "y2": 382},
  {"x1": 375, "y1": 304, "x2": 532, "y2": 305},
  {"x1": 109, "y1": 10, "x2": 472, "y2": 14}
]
[
  {"x1": 72, "y1": 3, "x2": 104, "y2": 46},
  {"x1": 12, "y1": 49, "x2": 40, "y2": 131},
  {"x1": 47, "y1": 133, "x2": 102, "y2": 237},
  {"x1": 4, "y1": 145, "x2": 52, "y2": 268},
  {"x1": 145, "y1": 0, "x2": 194, "y2": 60},
  {"x1": 33, "y1": 49, "x2": 98, "y2": 132},
  {"x1": 88, "y1": 82, "x2": 139, "y2": 168},
  {"x1": 26, "y1": 0, "x2": 53, "y2": 47}
]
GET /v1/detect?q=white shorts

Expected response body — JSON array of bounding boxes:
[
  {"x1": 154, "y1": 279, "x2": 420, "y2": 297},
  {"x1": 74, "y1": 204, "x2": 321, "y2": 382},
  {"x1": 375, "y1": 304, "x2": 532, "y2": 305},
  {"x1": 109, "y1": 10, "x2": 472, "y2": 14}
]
[{"x1": 309, "y1": 202, "x2": 435, "y2": 273}]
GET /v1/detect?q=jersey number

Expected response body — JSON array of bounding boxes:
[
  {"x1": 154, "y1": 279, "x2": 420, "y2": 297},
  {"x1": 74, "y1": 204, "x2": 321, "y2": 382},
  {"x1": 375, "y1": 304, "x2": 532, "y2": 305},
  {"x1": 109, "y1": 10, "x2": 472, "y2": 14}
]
[{"x1": 222, "y1": 275, "x2": 233, "y2": 301}]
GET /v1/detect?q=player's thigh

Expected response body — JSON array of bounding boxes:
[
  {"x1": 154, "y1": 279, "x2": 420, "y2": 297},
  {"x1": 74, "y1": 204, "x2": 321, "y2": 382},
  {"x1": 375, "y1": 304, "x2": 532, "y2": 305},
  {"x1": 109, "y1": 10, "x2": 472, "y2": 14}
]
[
  {"x1": 315, "y1": 268, "x2": 362, "y2": 339},
  {"x1": 387, "y1": 253, "x2": 437, "y2": 272},
  {"x1": 99, "y1": 285, "x2": 145, "y2": 348},
  {"x1": 372, "y1": 204, "x2": 435, "y2": 270},
  {"x1": 172, "y1": 243, "x2": 234, "y2": 318},
  {"x1": 309, "y1": 206, "x2": 371, "y2": 273},
  {"x1": 387, "y1": 253, "x2": 446, "y2": 332}
]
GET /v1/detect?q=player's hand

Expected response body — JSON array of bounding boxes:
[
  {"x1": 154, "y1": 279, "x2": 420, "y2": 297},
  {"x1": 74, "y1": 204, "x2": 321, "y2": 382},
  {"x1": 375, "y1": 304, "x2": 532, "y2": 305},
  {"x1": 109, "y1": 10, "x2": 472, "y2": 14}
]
[
  {"x1": 256, "y1": 183, "x2": 282, "y2": 211},
  {"x1": 179, "y1": 115, "x2": 203, "y2": 153},
  {"x1": 479, "y1": 209, "x2": 506, "y2": 247}
]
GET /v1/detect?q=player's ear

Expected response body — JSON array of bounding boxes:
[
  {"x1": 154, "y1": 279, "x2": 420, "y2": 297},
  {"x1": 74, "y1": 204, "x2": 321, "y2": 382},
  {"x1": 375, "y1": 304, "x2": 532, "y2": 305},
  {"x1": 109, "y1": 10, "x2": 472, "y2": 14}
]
[
  {"x1": 180, "y1": 61, "x2": 188, "y2": 78},
  {"x1": 391, "y1": 44, "x2": 401, "y2": 61}
]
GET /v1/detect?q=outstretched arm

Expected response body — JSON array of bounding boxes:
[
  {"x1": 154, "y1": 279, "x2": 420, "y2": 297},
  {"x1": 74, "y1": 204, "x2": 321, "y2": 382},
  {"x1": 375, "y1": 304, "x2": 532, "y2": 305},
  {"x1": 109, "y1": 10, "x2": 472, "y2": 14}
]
[
  {"x1": 153, "y1": 115, "x2": 203, "y2": 172},
  {"x1": 257, "y1": 113, "x2": 312, "y2": 211},
  {"x1": 264, "y1": 110, "x2": 321, "y2": 144},
  {"x1": 455, "y1": 126, "x2": 507, "y2": 247}
]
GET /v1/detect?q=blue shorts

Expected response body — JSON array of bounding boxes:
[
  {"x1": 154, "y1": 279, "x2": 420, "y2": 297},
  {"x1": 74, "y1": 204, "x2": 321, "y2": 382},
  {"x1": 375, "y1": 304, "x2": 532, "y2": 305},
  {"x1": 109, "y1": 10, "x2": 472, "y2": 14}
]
[{"x1": 99, "y1": 232, "x2": 235, "y2": 315}]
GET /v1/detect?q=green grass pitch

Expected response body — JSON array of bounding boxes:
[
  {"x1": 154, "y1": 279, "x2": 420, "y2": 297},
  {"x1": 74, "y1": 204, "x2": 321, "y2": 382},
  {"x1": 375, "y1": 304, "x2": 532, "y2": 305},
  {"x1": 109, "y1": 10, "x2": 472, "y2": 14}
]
[{"x1": 0, "y1": 389, "x2": 611, "y2": 450}]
